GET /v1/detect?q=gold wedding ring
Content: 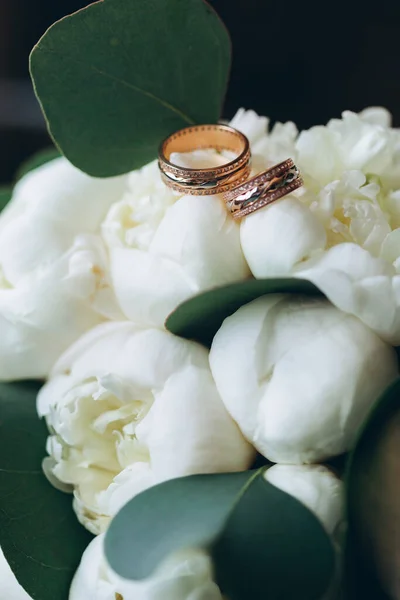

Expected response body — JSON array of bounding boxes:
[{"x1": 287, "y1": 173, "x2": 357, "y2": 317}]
[
  {"x1": 224, "y1": 159, "x2": 303, "y2": 219},
  {"x1": 158, "y1": 124, "x2": 251, "y2": 195}
]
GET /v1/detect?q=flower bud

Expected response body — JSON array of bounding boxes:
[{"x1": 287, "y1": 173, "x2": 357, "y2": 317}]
[{"x1": 209, "y1": 296, "x2": 398, "y2": 463}]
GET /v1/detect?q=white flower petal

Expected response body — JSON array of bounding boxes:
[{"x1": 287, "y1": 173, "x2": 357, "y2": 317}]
[
  {"x1": 385, "y1": 189, "x2": 400, "y2": 230},
  {"x1": 359, "y1": 106, "x2": 392, "y2": 128},
  {"x1": 11, "y1": 157, "x2": 126, "y2": 232},
  {"x1": 209, "y1": 295, "x2": 282, "y2": 441},
  {"x1": 137, "y1": 365, "x2": 254, "y2": 481},
  {"x1": 47, "y1": 322, "x2": 209, "y2": 389},
  {"x1": 0, "y1": 547, "x2": 32, "y2": 600},
  {"x1": 40, "y1": 323, "x2": 251, "y2": 533},
  {"x1": 328, "y1": 111, "x2": 393, "y2": 175},
  {"x1": 296, "y1": 243, "x2": 400, "y2": 343},
  {"x1": 0, "y1": 274, "x2": 102, "y2": 381},
  {"x1": 96, "y1": 463, "x2": 155, "y2": 520},
  {"x1": 0, "y1": 158, "x2": 126, "y2": 380},
  {"x1": 69, "y1": 535, "x2": 114, "y2": 599},
  {"x1": 240, "y1": 197, "x2": 326, "y2": 277},
  {"x1": 210, "y1": 296, "x2": 398, "y2": 463},
  {"x1": 296, "y1": 126, "x2": 342, "y2": 185},
  {"x1": 252, "y1": 121, "x2": 298, "y2": 167},
  {"x1": 150, "y1": 195, "x2": 249, "y2": 286},
  {"x1": 110, "y1": 196, "x2": 249, "y2": 327},
  {"x1": 229, "y1": 108, "x2": 269, "y2": 145},
  {"x1": 0, "y1": 229, "x2": 125, "y2": 381},
  {"x1": 297, "y1": 111, "x2": 394, "y2": 186},
  {"x1": 380, "y1": 229, "x2": 400, "y2": 266},
  {"x1": 109, "y1": 247, "x2": 195, "y2": 327},
  {"x1": 265, "y1": 464, "x2": 343, "y2": 537},
  {"x1": 0, "y1": 158, "x2": 125, "y2": 284}
]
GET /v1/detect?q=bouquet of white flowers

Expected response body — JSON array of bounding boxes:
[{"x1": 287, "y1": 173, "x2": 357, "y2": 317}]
[{"x1": 0, "y1": 1, "x2": 399, "y2": 599}]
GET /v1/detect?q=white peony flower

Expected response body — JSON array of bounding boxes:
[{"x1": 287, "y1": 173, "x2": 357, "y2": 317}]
[
  {"x1": 296, "y1": 108, "x2": 397, "y2": 188},
  {"x1": 240, "y1": 108, "x2": 400, "y2": 343},
  {"x1": 100, "y1": 108, "x2": 300, "y2": 329},
  {"x1": 38, "y1": 321, "x2": 253, "y2": 534},
  {"x1": 101, "y1": 157, "x2": 250, "y2": 328},
  {"x1": 69, "y1": 535, "x2": 223, "y2": 600},
  {"x1": 0, "y1": 157, "x2": 126, "y2": 380},
  {"x1": 209, "y1": 295, "x2": 398, "y2": 464}
]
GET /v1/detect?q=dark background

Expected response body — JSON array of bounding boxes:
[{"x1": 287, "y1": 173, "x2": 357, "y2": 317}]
[{"x1": 1, "y1": 0, "x2": 399, "y2": 184}]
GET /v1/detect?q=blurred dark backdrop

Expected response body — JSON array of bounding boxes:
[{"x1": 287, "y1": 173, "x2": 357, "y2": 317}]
[{"x1": 1, "y1": 0, "x2": 400, "y2": 184}]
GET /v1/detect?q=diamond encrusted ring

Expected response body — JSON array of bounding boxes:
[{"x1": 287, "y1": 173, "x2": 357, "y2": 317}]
[
  {"x1": 223, "y1": 159, "x2": 303, "y2": 219},
  {"x1": 158, "y1": 124, "x2": 251, "y2": 196}
]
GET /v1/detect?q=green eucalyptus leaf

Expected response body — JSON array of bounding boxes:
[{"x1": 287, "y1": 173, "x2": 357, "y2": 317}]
[
  {"x1": 0, "y1": 187, "x2": 12, "y2": 212},
  {"x1": 105, "y1": 469, "x2": 335, "y2": 600},
  {"x1": 165, "y1": 277, "x2": 323, "y2": 346},
  {"x1": 30, "y1": 0, "x2": 231, "y2": 177},
  {"x1": 16, "y1": 147, "x2": 61, "y2": 180},
  {"x1": 345, "y1": 378, "x2": 400, "y2": 599},
  {"x1": 212, "y1": 473, "x2": 335, "y2": 600},
  {"x1": 0, "y1": 382, "x2": 93, "y2": 600}
]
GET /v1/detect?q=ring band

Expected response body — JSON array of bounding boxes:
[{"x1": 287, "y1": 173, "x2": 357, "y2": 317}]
[
  {"x1": 158, "y1": 124, "x2": 251, "y2": 195},
  {"x1": 224, "y1": 159, "x2": 303, "y2": 219}
]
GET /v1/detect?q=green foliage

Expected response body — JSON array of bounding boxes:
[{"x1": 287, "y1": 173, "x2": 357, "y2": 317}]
[
  {"x1": 345, "y1": 378, "x2": 400, "y2": 599},
  {"x1": 7, "y1": 0, "x2": 395, "y2": 596},
  {"x1": 0, "y1": 382, "x2": 93, "y2": 599},
  {"x1": 30, "y1": 0, "x2": 231, "y2": 177},
  {"x1": 0, "y1": 187, "x2": 12, "y2": 212},
  {"x1": 105, "y1": 469, "x2": 335, "y2": 600},
  {"x1": 165, "y1": 277, "x2": 322, "y2": 346}
]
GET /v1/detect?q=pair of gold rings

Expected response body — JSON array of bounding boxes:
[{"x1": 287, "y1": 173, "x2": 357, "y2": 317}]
[{"x1": 158, "y1": 124, "x2": 303, "y2": 219}]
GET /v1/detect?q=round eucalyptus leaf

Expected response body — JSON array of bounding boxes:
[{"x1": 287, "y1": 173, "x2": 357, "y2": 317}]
[
  {"x1": 30, "y1": 0, "x2": 231, "y2": 177},
  {"x1": 105, "y1": 469, "x2": 335, "y2": 600}
]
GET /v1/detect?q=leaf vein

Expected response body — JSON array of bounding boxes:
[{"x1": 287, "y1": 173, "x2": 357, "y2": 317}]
[
  {"x1": 40, "y1": 47, "x2": 196, "y2": 125},
  {"x1": 0, "y1": 468, "x2": 42, "y2": 475},
  {"x1": 6, "y1": 538, "x2": 72, "y2": 572}
]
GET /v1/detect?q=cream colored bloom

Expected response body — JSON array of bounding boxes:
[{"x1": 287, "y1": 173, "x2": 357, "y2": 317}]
[
  {"x1": 209, "y1": 295, "x2": 398, "y2": 464},
  {"x1": 297, "y1": 109, "x2": 397, "y2": 187},
  {"x1": 240, "y1": 108, "x2": 400, "y2": 343},
  {"x1": 0, "y1": 158, "x2": 125, "y2": 380},
  {"x1": 38, "y1": 322, "x2": 253, "y2": 534}
]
